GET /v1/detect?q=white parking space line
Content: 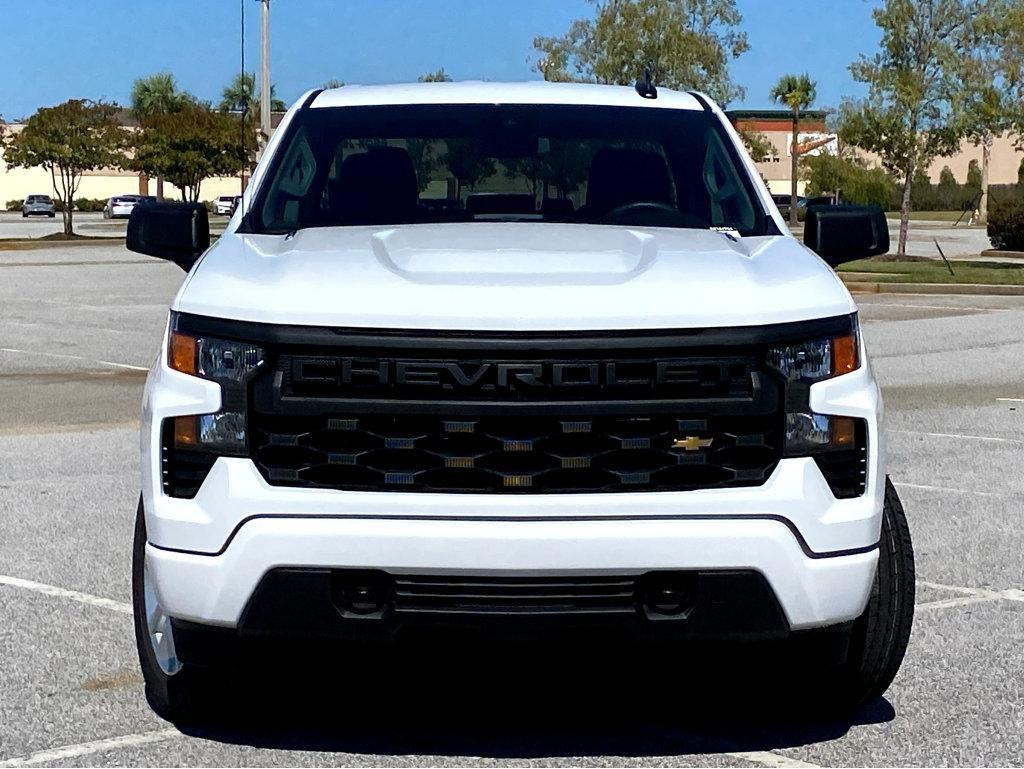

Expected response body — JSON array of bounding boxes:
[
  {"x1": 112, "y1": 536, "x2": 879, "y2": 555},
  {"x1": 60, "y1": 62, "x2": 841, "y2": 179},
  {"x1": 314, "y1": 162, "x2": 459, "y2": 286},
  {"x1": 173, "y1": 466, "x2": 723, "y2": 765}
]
[
  {"x1": 916, "y1": 594, "x2": 1004, "y2": 611},
  {"x1": 892, "y1": 430, "x2": 1024, "y2": 446},
  {"x1": 0, "y1": 574, "x2": 131, "y2": 614},
  {"x1": 860, "y1": 302, "x2": 1009, "y2": 313},
  {"x1": 0, "y1": 728, "x2": 182, "y2": 767},
  {"x1": 895, "y1": 481, "x2": 1006, "y2": 498},
  {"x1": 724, "y1": 750, "x2": 820, "y2": 768},
  {"x1": 996, "y1": 398, "x2": 1024, "y2": 403},
  {"x1": 916, "y1": 580, "x2": 1024, "y2": 611},
  {"x1": 0, "y1": 347, "x2": 149, "y2": 372},
  {"x1": 2, "y1": 319, "x2": 134, "y2": 335}
]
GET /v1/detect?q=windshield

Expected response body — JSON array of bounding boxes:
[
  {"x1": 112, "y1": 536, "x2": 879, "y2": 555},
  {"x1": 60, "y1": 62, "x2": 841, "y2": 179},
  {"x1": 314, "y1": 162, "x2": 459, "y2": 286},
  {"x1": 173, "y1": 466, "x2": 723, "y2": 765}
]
[{"x1": 251, "y1": 104, "x2": 769, "y2": 236}]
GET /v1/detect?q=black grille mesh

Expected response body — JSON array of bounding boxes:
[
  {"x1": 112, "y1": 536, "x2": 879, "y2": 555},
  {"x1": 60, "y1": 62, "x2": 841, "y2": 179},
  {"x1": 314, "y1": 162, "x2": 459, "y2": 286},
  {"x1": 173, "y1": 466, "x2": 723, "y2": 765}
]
[{"x1": 250, "y1": 412, "x2": 781, "y2": 493}]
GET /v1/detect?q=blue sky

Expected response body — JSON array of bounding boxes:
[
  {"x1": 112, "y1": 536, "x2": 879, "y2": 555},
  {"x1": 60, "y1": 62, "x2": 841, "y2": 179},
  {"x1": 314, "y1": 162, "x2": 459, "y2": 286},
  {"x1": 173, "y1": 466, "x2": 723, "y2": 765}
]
[{"x1": 1, "y1": 0, "x2": 881, "y2": 121}]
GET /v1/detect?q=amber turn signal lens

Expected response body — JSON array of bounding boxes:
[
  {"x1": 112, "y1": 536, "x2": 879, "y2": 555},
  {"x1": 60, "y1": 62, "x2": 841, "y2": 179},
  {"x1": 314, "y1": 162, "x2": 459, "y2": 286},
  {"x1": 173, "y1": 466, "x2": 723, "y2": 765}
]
[
  {"x1": 169, "y1": 332, "x2": 197, "y2": 375},
  {"x1": 832, "y1": 333, "x2": 859, "y2": 376},
  {"x1": 173, "y1": 415, "x2": 198, "y2": 447},
  {"x1": 832, "y1": 416, "x2": 857, "y2": 447}
]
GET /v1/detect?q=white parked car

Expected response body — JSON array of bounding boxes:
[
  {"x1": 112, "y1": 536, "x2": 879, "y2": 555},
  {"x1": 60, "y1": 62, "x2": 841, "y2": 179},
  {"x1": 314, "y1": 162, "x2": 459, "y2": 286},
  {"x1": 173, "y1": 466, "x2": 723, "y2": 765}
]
[
  {"x1": 127, "y1": 81, "x2": 913, "y2": 722},
  {"x1": 104, "y1": 194, "x2": 146, "y2": 219},
  {"x1": 213, "y1": 195, "x2": 236, "y2": 215}
]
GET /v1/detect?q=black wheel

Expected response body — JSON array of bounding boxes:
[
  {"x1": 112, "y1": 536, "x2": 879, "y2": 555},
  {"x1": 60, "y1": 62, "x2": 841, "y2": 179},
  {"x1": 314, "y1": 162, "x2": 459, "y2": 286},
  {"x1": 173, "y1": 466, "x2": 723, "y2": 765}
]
[
  {"x1": 22, "y1": 212, "x2": 28, "y2": 217},
  {"x1": 48, "y1": 213, "x2": 55, "y2": 218},
  {"x1": 826, "y1": 477, "x2": 915, "y2": 710},
  {"x1": 132, "y1": 497, "x2": 224, "y2": 724}
]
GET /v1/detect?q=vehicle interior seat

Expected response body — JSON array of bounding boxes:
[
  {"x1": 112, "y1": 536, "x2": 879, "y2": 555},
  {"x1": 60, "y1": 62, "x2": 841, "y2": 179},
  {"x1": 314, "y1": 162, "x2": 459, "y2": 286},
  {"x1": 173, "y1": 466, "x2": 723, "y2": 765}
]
[
  {"x1": 327, "y1": 146, "x2": 419, "y2": 225},
  {"x1": 580, "y1": 148, "x2": 675, "y2": 219}
]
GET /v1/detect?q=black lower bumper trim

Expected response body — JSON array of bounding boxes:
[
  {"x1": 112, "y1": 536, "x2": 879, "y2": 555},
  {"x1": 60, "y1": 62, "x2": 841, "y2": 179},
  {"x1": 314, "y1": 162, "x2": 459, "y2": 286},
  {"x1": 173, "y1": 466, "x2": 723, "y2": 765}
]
[{"x1": 170, "y1": 568, "x2": 807, "y2": 668}]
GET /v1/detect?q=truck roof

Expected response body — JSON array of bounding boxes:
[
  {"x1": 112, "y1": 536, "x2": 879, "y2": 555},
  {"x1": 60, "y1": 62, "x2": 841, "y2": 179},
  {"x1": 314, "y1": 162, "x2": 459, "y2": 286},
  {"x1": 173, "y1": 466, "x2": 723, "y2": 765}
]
[{"x1": 309, "y1": 81, "x2": 707, "y2": 111}]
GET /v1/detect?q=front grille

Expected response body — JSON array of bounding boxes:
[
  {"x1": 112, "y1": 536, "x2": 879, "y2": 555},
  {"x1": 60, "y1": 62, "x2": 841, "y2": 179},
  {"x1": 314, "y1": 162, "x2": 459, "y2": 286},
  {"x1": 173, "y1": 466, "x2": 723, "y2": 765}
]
[
  {"x1": 250, "y1": 412, "x2": 782, "y2": 493},
  {"x1": 815, "y1": 419, "x2": 868, "y2": 498},
  {"x1": 392, "y1": 574, "x2": 640, "y2": 615}
]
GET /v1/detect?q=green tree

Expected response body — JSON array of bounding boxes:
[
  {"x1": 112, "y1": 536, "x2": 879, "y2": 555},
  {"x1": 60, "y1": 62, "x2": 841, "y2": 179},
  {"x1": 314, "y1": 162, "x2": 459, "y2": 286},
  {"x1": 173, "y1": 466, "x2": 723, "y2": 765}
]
[
  {"x1": 966, "y1": 159, "x2": 982, "y2": 190},
  {"x1": 322, "y1": 79, "x2": 346, "y2": 89},
  {"x1": 770, "y1": 73, "x2": 817, "y2": 225},
  {"x1": 132, "y1": 104, "x2": 244, "y2": 202},
  {"x1": 803, "y1": 153, "x2": 896, "y2": 208},
  {"x1": 219, "y1": 72, "x2": 285, "y2": 113},
  {"x1": 739, "y1": 130, "x2": 774, "y2": 163},
  {"x1": 131, "y1": 72, "x2": 193, "y2": 117},
  {"x1": 838, "y1": 0, "x2": 995, "y2": 255},
  {"x1": 418, "y1": 68, "x2": 453, "y2": 83},
  {"x1": 443, "y1": 140, "x2": 496, "y2": 198},
  {"x1": 1018, "y1": 157, "x2": 1024, "y2": 187},
  {"x1": 1, "y1": 100, "x2": 129, "y2": 235},
  {"x1": 131, "y1": 72, "x2": 195, "y2": 199},
  {"x1": 533, "y1": 0, "x2": 749, "y2": 106}
]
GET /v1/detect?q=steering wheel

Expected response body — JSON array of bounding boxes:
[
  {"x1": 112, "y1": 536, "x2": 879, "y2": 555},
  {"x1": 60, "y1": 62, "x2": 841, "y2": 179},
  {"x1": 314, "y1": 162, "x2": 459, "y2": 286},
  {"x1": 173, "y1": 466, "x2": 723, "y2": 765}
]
[{"x1": 605, "y1": 201, "x2": 691, "y2": 227}]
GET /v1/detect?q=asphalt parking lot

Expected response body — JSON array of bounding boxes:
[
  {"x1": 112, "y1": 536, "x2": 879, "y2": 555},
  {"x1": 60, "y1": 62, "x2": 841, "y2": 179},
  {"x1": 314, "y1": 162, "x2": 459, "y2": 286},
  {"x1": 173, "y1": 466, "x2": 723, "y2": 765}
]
[{"x1": 1, "y1": 243, "x2": 1022, "y2": 767}]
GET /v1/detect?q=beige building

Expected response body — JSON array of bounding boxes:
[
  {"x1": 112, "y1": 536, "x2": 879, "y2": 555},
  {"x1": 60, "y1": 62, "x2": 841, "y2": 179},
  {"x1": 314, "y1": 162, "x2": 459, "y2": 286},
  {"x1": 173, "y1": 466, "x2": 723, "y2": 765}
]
[
  {"x1": 0, "y1": 116, "x2": 272, "y2": 206},
  {"x1": 730, "y1": 110, "x2": 1024, "y2": 196}
]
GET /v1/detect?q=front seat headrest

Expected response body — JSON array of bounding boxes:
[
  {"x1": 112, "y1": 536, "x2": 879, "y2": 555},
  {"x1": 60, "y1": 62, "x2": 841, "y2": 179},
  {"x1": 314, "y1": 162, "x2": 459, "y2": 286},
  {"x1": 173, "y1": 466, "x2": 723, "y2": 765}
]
[
  {"x1": 330, "y1": 146, "x2": 419, "y2": 224},
  {"x1": 585, "y1": 148, "x2": 673, "y2": 216}
]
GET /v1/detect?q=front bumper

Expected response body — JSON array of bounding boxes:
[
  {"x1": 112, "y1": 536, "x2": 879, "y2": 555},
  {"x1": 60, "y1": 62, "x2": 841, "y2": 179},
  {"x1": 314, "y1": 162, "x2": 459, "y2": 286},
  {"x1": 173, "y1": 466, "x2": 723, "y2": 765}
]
[
  {"x1": 148, "y1": 511, "x2": 877, "y2": 632},
  {"x1": 141, "y1": 323, "x2": 885, "y2": 636}
]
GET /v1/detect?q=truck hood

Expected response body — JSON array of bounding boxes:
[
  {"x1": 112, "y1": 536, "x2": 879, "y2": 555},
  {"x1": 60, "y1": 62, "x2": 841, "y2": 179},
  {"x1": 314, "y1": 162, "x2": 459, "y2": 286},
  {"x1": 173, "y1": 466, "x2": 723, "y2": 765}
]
[{"x1": 175, "y1": 223, "x2": 855, "y2": 331}]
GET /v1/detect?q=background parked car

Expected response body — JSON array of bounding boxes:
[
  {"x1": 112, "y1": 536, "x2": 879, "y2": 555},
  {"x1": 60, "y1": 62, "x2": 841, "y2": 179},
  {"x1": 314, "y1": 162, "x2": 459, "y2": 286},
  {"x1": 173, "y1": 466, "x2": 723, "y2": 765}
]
[
  {"x1": 22, "y1": 194, "x2": 56, "y2": 218},
  {"x1": 772, "y1": 193, "x2": 834, "y2": 220},
  {"x1": 214, "y1": 195, "x2": 236, "y2": 215},
  {"x1": 104, "y1": 195, "x2": 144, "y2": 219}
]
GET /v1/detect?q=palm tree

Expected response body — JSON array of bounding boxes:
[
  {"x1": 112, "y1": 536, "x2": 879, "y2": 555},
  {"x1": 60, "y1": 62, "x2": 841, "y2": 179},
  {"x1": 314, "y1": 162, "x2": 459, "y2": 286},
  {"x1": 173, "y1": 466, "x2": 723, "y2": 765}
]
[
  {"x1": 770, "y1": 74, "x2": 817, "y2": 225},
  {"x1": 131, "y1": 72, "x2": 192, "y2": 199},
  {"x1": 219, "y1": 72, "x2": 285, "y2": 113}
]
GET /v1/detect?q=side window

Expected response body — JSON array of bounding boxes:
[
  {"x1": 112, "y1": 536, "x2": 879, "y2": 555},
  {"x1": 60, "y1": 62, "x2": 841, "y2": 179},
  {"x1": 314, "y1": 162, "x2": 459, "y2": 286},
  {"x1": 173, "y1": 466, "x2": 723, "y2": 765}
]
[
  {"x1": 702, "y1": 128, "x2": 756, "y2": 231},
  {"x1": 261, "y1": 128, "x2": 317, "y2": 228}
]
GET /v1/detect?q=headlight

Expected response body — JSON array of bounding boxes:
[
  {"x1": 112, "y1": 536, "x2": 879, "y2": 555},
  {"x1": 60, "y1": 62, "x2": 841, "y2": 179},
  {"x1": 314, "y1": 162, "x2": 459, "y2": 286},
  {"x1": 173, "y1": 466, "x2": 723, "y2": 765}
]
[
  {"x1": 767, "y1": 328, "x2": 858, "y2": 383},
  {"x1": 167, "y1": 330, "x2": 263, "y2": 454},
  {"x1": 768, "y1": 321, "x2": 866, "y2": 482},
  {"x1": 169, "y1": 332, "x2": 263, "y2": 383},
  {"x1": 783, "y1": 412, "x2": 857, "y2": 455}
]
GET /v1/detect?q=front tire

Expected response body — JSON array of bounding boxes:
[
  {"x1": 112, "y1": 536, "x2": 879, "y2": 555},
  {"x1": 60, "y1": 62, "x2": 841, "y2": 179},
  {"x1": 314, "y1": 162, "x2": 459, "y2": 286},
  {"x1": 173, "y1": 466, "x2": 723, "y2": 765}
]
[
  {"x1": 132, "y1": 497, "x2": 223, "y2": 723},
  {"x1": 825, "y1": 477, "x2": 915, "y2": 710}
]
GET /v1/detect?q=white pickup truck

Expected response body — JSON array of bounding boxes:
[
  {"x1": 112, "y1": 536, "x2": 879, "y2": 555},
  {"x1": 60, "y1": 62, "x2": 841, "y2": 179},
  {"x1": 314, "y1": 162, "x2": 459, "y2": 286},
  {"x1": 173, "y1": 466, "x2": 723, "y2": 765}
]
[{"x1": 127, "y1": 80, "x2": 913, "y2": 722}]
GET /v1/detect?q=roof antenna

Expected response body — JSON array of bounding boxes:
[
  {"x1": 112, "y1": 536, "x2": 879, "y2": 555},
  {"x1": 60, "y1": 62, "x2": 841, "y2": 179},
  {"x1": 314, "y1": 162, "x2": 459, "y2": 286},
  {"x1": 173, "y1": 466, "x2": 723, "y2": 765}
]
[{"x1": 635, "y1": 67, "x2": 658, "y2": 99}]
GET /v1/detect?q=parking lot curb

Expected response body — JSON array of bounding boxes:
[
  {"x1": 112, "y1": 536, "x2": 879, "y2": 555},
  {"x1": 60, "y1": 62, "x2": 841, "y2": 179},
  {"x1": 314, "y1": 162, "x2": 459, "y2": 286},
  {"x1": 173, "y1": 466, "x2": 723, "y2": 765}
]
[
  {"x1": 981, "y1": 248, "x2": 1024, "y2": 260},
  {"x1": 841, "y1": 277, "x2": 1024, "y2": 296},
  {"x1": 0, "y1": 238, "x2": 123, "y2": 252}
]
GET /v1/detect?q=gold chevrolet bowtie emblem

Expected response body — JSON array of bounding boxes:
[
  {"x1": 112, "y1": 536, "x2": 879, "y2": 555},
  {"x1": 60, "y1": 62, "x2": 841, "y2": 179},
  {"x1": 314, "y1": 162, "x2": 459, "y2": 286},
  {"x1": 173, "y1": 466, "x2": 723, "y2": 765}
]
[{"x1": 672, "y1": 436, "x2": 713, "y2": 451}]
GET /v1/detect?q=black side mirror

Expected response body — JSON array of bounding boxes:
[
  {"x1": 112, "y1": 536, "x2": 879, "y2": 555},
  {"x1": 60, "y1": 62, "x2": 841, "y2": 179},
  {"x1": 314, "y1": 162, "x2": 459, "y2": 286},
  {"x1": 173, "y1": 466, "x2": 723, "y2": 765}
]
[
  {"x1": 127, "y1": 202, "x2": 210, "y2": 271},
  {"x1": 804, "y1": 205, "x2": 889, "y2": 268}
]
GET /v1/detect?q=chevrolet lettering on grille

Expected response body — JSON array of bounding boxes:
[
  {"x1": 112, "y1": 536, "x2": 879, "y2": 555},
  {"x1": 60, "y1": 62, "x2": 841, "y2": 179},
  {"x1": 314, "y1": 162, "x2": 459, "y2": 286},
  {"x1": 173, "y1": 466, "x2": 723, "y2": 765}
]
[{"x1": 289, "y1": 357, "x2": 739, "y2": 391}]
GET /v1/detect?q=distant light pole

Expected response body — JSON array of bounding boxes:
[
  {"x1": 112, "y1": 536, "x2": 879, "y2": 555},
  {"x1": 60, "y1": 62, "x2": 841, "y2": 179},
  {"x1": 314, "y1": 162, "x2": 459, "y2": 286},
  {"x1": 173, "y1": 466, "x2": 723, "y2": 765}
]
[{"x1": 260, "y1": 0, "x2": 271, "y2": 150}]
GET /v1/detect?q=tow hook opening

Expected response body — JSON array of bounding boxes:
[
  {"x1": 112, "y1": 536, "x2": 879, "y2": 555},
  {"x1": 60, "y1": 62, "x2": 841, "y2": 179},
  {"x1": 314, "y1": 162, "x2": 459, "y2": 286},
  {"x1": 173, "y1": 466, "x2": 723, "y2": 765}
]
[
  {"x1": 331, "y1": 570, "x2": 393, "y2": 619},
  {"x1": 640, "y1": 571, "x2": 698, "y2": 620}
]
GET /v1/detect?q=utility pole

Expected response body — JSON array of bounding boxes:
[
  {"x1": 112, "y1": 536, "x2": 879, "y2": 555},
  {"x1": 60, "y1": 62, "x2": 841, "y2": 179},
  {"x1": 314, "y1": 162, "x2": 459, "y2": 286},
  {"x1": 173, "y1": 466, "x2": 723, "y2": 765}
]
[{"x1": 259, "y1": 0, "x2": 271, "y2": 151}]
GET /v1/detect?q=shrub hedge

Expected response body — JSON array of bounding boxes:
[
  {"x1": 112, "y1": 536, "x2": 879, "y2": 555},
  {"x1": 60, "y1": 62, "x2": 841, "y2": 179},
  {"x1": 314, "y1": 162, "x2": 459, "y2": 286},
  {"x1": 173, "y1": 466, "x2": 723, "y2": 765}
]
[{"x1": 988, "y1": 198, "x2": 1024, "y2": 251}]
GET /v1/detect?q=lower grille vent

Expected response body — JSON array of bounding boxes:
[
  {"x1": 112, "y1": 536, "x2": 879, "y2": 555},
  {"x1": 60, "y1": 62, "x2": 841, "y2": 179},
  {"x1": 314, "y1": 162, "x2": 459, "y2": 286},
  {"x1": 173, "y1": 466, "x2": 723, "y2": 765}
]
[
  {"x1": 814, "y1": 420, "x2": 868, "y2": 499},
  {"x1": 392, "y1": 575, "x2": 639, "y2": 615},
  {"x1": 160, "y1": 421, "x2": 216, "y2": 499}
]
